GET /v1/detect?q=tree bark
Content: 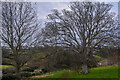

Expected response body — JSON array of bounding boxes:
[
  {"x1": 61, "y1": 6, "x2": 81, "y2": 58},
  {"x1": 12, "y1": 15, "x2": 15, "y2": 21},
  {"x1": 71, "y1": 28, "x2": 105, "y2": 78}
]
[
  {"x1": 82, "y1": 63, "x2": 88, "y2": 74},
  {"x1": 16, "y1": 66, "x2": 21, "y2": 78},
  {"x1": 81, "y1": 47, "x2": 89, "y2": 74}
]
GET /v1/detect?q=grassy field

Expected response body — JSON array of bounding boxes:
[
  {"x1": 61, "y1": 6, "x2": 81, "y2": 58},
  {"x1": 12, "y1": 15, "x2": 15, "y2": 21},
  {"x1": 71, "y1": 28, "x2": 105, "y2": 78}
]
[
  {"x1": 68, "y1": 65, "x2": 119, "y2": 78},
  {"x1": 32, "y1": 65, "x2": 119, "y2": 78},
  {"x1": 1, "y1": 65, "x2": 119, "y2": 79},
  {"x1": 0, "y1": 65, "x2": 13, "y2": 69}
]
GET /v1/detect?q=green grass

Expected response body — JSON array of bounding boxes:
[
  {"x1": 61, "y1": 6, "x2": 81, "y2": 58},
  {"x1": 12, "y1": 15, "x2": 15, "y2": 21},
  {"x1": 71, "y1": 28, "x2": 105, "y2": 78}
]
[
  {"x1": 69, "y1": 65, "x2": 118, "y2": 78},
  {"x1": 46, "y1": 70, "x2": 65, "y2": 78},
  {"x1": 44, "y1": 65, "x2": 119, "y2": 78},
  {"x1": 0, "y1": 65, "x2": 13, "y2": 69}
]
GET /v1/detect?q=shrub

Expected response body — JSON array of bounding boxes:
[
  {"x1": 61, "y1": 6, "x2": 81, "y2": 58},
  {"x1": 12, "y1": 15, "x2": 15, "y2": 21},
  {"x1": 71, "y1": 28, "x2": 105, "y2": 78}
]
[
  {"x1": 2, "y1": 74, "x2": 18, "y2": 80},
  {"x1": 22, "y1": 65, "x2": 39, "y2": 72},
  {"x1": 41, "y1": 69, "x2": 47, "y2": 73},
  {"x1": 93, "y1": 55, "x2": 105, "y2": 62},
  {"x1": 21, "y1": 72, "x2": 43, "y2": 78},
  {"x1": 2, "y1": 67, "x2": 16, "y2": 74},
  {"x1": 21, "y1": 72, "x2": 32, "y2": 78},
  {"x1": 2, "y1": 58, "x2": 13, "y2": 65},
  {"x1": 31, "y1": 72, "x2": 42, "y2": 76}
]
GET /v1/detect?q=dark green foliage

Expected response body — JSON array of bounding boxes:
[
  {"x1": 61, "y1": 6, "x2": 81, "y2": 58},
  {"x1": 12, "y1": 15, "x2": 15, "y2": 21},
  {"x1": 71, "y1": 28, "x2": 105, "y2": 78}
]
[
  {"x1": 21, "y1": 72, "x2": 32, "y2": 78},
  {"x1": 2, "y1": 67, "x2": 16, "y2": 74},
  {"x1": 2, "y1": 72, "x2": 43, "y2": 79},
  {"x1": 2, "y1": 58, "x2": 13, "y2": 65},
  {"x1": 31, "y1": 72, "x2": 43, "y2": 76},
  {"x1": 2, "y1": 74, "x2": 18, "y2": 80},
  {"x1": 22, "y1": 65, "x2": 39, "y2": 72},
  {"x1": 96, "y1": 47, "x2": 119, "y2": 58}
]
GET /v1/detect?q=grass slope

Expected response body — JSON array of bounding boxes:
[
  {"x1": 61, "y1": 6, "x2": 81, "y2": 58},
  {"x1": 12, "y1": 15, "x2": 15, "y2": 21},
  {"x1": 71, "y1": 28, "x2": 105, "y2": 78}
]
[
  {"x1": 44, "y1": 65, "x2": 119, "y2": 78},
  {"x1": 0, "y1": 65, "x2": 13, "y2": 69}
]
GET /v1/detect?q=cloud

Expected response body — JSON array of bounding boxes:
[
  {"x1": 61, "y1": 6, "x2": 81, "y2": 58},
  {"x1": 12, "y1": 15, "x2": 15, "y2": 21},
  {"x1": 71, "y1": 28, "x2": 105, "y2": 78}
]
[
  {"x1": 36, "y1": 2, "x2": 118, "y2": 22},
  {"x1": 36, "y1": 2, "x2": 69, "y2": 20},
  {"x1": 110, "y1": 2, "x2": 118, "y2": 15}
]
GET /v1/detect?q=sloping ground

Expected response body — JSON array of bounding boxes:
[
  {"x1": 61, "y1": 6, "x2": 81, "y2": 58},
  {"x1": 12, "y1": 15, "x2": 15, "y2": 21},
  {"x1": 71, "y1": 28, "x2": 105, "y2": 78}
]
[
  {"x1": 31, "y1": 65, "x2": 118, "y2": 78},
  {"x1": 31, "y1": 73, "x2": 54, "y2": 78},
  {"x1": 60, "y1": 71, "x2": 70, "y2": 78},
  {"x1": 68, "y1": 65, "x2": 119, "y2": 78},
  {"x1": 0, "y1": 65, "x2": 13, "y2": 69}
]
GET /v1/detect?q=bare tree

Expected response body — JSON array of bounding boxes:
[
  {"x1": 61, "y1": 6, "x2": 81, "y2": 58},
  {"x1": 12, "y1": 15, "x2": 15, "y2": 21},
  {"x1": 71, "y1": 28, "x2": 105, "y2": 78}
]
[
  {"x1": 44, "y1": 2, "x2": 119, "y2": 74},
  {"x1": 2, "y1": 2, "x2": 38, "y2": 77}
]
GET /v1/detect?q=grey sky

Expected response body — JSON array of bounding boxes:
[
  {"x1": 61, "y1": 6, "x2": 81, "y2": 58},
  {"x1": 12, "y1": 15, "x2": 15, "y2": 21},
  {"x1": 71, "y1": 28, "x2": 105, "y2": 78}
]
[
  {"x1": 36, "y1": 2, "x2": 118, "y2": 23},
  {"x1": 36, "y1": 2, "x2": 69, "y2": 20}
]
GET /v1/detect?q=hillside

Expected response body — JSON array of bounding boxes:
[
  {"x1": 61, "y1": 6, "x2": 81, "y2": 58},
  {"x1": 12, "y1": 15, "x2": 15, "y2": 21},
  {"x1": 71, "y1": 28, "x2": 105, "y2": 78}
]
[{"x1": 31, "y1": 65, "x2": 119, "y2": 78}]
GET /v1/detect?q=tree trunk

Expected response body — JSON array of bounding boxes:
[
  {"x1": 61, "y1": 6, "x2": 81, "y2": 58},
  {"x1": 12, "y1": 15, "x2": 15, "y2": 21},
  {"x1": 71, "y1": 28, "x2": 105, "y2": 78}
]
[
  {"x1": 16, "y1": 67, "x2": 21, "y2": 78},
  {"x1": 81, "y1": 47, "x2": 89, "y2": 74},
  {"x1": 82, "y1": 64, "x2": 88, "y2": 74}
]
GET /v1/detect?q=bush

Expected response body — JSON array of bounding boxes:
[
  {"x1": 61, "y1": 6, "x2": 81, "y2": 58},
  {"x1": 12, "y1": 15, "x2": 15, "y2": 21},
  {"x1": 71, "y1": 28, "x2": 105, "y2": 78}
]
[
  {"x1": 22, "y1": 65, "x2": 39, "y2": 72},
  {"x1": 41, "y1": 69, "x2": 47, "y2": 73},
  {"x1": 2, "y1": 74, "x2": 18, "y2": 80},
  {"x1": 21, "y1": 72, "x2": 32, "y2": 78},
  {"x1": 31, "y1": 72, "x2": 42, "y2": 76},
  {"x1": 93, "y1": 55, "x2": 105, "y2": 62},
  {"x1": 2, "y1": 67, "x2": 16, "y2": 74},
  {"x1": 2, "y1": 58, "x2": 14, "y2": 65},
  {"x1": 21, "y1": 72, "x2": 43, "y2": 78}
]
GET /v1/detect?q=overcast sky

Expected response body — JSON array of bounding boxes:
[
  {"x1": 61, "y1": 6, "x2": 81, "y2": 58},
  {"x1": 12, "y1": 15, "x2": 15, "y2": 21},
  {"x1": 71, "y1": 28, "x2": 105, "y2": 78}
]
[{"x1": 36, "y1": 2, "x2": 118, "y2": 25}]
